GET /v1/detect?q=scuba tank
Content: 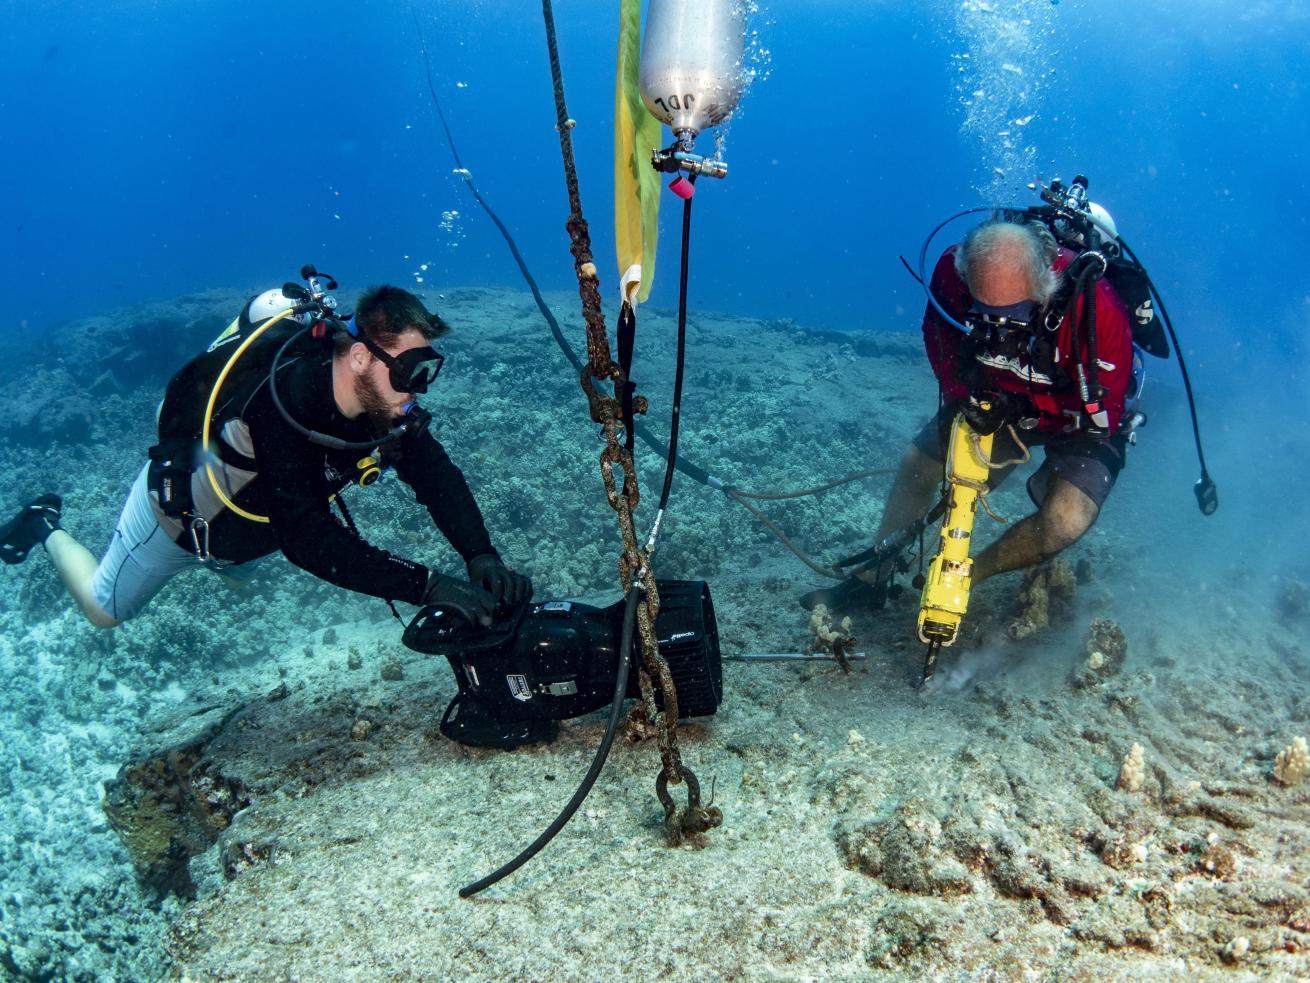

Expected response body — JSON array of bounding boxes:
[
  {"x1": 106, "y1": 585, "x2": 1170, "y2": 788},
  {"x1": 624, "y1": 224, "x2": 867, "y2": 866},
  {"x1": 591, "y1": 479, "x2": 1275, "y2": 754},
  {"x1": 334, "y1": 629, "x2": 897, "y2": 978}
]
[{"x1": 640, "y1": 0, "x2": 746, "y2": 144}]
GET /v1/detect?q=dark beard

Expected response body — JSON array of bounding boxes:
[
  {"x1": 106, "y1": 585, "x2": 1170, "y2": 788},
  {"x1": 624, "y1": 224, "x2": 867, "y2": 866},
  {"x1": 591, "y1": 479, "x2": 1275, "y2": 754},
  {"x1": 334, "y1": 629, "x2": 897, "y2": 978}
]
[{"x1": 354, "y1": 374, "x2": 397, "y2": 436}]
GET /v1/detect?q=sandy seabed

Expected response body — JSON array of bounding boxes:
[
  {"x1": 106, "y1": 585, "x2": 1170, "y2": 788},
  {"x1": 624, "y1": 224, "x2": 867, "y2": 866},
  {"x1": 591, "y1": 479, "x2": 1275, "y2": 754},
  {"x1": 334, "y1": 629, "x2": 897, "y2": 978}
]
[{"x1": 2, "y1": 286, "x2": 1307, "y2": 982}]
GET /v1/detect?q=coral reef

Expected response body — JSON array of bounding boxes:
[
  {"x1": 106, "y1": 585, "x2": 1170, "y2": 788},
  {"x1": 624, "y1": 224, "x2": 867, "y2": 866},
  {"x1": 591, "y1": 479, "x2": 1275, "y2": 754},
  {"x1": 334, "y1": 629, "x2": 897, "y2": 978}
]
[
  {"x1": 102, "y1": 713, "x2": 249, "y2": 896},
  {"x1": 0, "y1": 368, "x2": 97, "y2": 446},
  {"x1": 806, "y1": 601, "x2": 856, "y2": 672},
  {"x1": 1277, "y1": 575, "x2": 1310, "y2": 621},
  {"x1": 1117, "y1": 742, "x2": 1146, "y2": 793},
  {"x1": 1273, "y1": 736, "x2": 1309, "y2": 786}
]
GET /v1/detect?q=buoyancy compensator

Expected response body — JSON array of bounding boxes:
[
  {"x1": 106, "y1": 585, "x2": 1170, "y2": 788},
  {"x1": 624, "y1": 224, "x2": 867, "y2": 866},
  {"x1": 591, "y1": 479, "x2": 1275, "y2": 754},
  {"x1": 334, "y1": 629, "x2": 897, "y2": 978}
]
[{"x1": 402, "y1": 579, "x2": 723, "y2": 749}]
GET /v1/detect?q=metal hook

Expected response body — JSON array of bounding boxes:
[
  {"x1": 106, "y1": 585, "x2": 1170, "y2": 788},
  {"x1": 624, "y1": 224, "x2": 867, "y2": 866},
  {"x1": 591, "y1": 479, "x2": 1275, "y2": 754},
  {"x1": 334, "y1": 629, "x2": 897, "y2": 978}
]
[
  {"x1": 188, "y1": 516, "x2": 210, "y2": 562},
  {"x1": 655, "y1": 764, "x2": 724, "y2": 845}
]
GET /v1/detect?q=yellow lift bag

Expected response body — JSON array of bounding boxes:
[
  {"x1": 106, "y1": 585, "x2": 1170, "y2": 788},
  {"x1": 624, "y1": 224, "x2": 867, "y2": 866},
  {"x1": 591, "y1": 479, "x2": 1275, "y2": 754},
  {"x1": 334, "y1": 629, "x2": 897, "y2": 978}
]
[{"x1": 615, "y1": 0, "x2": 663, "y2": 306}]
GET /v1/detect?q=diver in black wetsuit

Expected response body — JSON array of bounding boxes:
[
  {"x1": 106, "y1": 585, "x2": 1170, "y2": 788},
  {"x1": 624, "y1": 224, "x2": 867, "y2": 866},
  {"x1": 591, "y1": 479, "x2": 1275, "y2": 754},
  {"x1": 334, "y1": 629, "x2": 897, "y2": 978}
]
[{"x1": 0, "y1": 284, "x2": 530, "y2": 629}]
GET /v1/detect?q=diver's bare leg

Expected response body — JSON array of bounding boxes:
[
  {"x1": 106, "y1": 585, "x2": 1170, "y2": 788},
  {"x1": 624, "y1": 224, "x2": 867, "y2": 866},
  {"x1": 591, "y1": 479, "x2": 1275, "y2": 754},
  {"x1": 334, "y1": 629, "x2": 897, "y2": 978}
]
[
  {"x1": 971, "y1": 477, "x2": 1098, "y2": 585},
  {"x1": 43, "y1": 530, "x2": 119, "y2": 628}
]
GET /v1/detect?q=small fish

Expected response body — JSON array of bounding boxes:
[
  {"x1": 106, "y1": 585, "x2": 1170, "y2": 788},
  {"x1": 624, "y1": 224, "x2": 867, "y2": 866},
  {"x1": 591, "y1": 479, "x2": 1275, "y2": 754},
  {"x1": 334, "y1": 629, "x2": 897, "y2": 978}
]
[
  {"x1": 1012, "y1": 113, "x2": 1035, "y2": 126},
  {"x1": 1001, "y1": 63, "x2": 1024, "y2": 75}
]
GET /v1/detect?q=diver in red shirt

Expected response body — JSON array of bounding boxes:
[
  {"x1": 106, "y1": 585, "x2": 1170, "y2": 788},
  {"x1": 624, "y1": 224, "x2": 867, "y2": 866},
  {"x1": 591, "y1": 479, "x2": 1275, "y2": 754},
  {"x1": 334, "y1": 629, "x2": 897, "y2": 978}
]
[
  {"x1": 905, "y1": 215, "x2": 1133, "y2": 572},
  {"x1": 808, "y1": 216, "x2": 1135, "y2": 611}
]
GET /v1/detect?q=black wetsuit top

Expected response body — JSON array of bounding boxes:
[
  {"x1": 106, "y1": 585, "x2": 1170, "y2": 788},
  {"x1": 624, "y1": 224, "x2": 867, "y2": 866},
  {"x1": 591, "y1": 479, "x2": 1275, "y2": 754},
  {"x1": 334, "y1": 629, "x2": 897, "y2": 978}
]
[{"x1": 199, "y1": 348, "x2": 496, "y2": 606}]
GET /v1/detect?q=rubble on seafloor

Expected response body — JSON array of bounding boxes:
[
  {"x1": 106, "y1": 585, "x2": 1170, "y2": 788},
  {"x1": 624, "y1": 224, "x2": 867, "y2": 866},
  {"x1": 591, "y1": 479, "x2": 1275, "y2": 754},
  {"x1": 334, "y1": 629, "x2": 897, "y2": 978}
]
[
  {"x1": 816, "y1": 666, "x2": 1310, "y2": 971},
  {"x1": 1008, "y1": 557, "x2": 1078, "y2": 640},
  {"x1": 1071, "y1": 616, "x2": 1129, "y2": 689},
  {"x1": 130, "y1": 597, "x2": 1310, "y2": 982}
]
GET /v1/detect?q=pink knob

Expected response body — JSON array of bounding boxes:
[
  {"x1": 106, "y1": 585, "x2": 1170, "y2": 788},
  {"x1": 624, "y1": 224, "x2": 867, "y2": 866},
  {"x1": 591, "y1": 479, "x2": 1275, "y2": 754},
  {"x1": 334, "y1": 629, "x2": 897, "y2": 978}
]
[{"x1": 668, "y1": 177, "x2": 695, "y2": 200}]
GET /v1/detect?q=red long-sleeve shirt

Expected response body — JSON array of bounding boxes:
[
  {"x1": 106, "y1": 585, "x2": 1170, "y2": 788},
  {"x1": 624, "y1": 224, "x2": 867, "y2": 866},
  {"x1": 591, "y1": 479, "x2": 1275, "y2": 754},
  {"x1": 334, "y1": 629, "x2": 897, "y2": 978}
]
[{"x1": 922, "y1": 246, "x2": 1133, "y2": 435}]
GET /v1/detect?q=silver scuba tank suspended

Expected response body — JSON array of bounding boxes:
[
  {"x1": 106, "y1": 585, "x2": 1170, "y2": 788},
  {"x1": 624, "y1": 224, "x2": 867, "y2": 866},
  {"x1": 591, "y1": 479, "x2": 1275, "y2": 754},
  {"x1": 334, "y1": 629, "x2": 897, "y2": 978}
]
[{"x1": 639, "y1": 0, "x2": 746, "y2": 144}]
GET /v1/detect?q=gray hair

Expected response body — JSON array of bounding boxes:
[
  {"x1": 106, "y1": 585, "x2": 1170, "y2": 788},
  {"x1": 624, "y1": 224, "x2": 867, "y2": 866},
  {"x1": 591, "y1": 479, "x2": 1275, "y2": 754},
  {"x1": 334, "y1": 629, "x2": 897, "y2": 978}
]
[{"x1": 954, "y1": 218, "x2": 1061, "y2": 305}]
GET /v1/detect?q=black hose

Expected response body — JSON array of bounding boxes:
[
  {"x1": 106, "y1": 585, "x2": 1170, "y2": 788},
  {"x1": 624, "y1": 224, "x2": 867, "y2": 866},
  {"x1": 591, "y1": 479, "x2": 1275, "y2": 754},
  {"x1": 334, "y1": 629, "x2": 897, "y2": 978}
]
[
  {"x1": 1115, "y1": 236, "x2": 1213, "y2": 481},
  {"x1": 267, "y1": 327, "x2": 425, "y2": 452},
  {"x1": 410, "y1": 4, "x2": 582, "y2": 376},
  {"x1": 836, "y1": 498, "x2": 948, "y2": 572},
  {"x1": 409, "y1": 7, "x2": 740, "y2": 492},
  {"x1": 658, "y1": 188, "x2": 695, "y2": 510},
  {"x1": 463, "y1": 0, "x2": 677, "y2": 899},
  {"x1": 1069, "y1": 255, "x2": 1102, "y2": 413},
  {"x1": 408, "y1": 4, "x2": 888, "y2": 553},
  {"x1": 461, "y1": 141, "x2": 700, "y2": 903},
  {"x1": 461, "y1": 174, "x2": 699, "y2": 901},
  {"x1": 459, "y1": 587, "x2": 638, "y2": 898},
  {"x1": 1082, "y1": 268, "x2": 1099, "y2": 401}
]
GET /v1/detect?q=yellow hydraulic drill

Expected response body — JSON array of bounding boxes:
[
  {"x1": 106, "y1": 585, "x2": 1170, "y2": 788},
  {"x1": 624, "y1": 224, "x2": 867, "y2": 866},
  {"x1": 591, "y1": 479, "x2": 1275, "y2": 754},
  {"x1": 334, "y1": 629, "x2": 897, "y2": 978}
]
[{"x1": 916, "y1": 408, "x2": 995, "y2": 686}]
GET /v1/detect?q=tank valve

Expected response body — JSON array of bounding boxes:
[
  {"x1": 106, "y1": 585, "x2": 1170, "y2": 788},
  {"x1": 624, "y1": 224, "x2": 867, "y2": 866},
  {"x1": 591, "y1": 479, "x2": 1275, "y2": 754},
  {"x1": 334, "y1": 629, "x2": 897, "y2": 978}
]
[{"x1": 651, "y1": 144, "x2": 729, "y2": 181}]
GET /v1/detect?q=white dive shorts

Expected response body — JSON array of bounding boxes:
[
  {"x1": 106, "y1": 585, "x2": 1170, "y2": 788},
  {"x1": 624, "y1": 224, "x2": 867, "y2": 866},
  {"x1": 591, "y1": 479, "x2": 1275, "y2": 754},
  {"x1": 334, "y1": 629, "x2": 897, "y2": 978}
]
[{"x1": 90, "y1": 464, "x2": 258, "y2": 622}]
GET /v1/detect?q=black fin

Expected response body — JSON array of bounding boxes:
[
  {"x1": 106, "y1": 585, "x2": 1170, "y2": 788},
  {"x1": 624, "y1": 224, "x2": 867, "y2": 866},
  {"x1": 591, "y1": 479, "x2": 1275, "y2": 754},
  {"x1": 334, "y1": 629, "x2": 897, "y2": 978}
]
[
  {"x1": 799, "y1": 575, "x2": 879, "y2": 614},
  {"x1": 0, "y1": 494, "x2": 62, "y2": 566}
]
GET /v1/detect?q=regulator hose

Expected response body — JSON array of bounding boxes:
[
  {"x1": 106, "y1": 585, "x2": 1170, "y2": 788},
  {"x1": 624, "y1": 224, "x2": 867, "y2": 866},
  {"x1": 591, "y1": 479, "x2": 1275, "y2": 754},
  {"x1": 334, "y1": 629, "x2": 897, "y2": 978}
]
[{"x1": 459, "y1": 586, "x2": 638, "y2": 898}]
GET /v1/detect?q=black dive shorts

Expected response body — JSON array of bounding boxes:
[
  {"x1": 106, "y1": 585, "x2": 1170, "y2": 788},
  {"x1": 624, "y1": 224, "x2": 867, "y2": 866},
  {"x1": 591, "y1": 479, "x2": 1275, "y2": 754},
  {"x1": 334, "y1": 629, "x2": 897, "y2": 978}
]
[{"x1": 910, "y1": 405, "x2": 1127, "y2": 511}]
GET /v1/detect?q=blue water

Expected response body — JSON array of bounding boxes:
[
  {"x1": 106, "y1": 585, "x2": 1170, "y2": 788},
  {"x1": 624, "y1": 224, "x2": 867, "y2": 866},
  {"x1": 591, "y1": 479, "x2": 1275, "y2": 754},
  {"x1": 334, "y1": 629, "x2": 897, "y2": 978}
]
[{"x1": 5, "y1": 0, "x2": 1305, "y2": 377}]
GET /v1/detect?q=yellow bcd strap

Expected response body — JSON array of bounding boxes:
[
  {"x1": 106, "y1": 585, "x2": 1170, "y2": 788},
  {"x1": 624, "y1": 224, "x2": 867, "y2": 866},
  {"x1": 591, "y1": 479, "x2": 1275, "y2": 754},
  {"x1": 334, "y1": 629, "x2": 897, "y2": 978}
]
[{"x1": 200, "y1": 308, "x2": 300, "y2": 524}]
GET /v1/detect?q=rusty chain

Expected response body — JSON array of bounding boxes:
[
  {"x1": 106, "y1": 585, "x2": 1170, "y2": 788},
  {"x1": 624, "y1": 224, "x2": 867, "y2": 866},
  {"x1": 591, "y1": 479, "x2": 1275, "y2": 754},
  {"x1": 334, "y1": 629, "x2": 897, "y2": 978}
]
[{"x1": 541, "y1": 0, "x2": 713, "y2": 843}]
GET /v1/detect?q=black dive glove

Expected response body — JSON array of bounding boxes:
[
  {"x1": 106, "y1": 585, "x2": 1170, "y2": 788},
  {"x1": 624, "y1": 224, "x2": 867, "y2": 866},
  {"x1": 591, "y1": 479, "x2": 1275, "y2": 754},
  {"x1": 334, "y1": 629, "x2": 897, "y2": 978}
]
[
  {"x1": 467, "y1": 553, "x2": 532, "y2": 609},
  {"x1": 963, "y1": 390, "x2": 1023, "y2": 436},
  {"x1": 420, "y1": 571, "x2": 496, "y2": 627}
]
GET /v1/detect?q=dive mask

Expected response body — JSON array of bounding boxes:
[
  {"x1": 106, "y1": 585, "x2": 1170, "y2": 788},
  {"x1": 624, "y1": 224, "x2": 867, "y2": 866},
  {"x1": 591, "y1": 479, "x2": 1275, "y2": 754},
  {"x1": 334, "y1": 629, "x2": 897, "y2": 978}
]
[
  {"x1": 966, "y1": 298, "x2": 1038, "y2": 332},
  {"x1": 361, "y1": 337, "x2": 445, "y2": 395}
]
